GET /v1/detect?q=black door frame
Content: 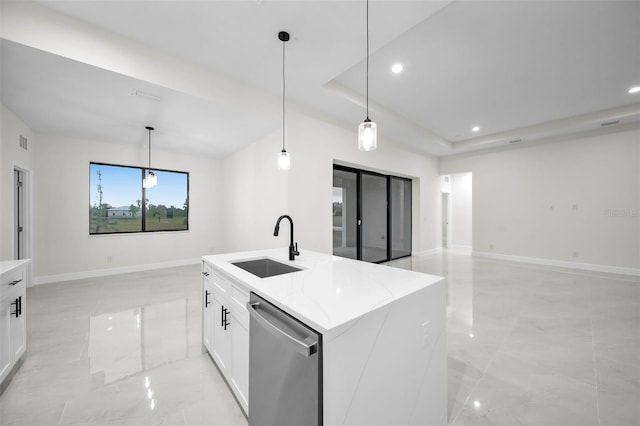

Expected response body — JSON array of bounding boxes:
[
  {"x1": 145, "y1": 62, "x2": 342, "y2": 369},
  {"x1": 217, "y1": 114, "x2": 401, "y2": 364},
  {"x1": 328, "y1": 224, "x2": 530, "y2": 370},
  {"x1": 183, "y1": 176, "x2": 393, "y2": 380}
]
[{"x1": 333, "y1": 164, "x2": 412, "y2": 263}]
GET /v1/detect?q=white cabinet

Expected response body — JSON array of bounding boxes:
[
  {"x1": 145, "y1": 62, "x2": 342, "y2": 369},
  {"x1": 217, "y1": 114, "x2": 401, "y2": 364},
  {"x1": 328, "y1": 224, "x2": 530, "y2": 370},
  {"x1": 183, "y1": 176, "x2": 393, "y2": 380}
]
[
  {"x1": 0, "y1": 291, "x2": 12, "y2": 381},
  {"x1": 211, "y1": 296, "x2": 231, "y2": 374},
  {"x1": 202, "y1": 263, "x2": 214, "y2": 353},
  {"x1": 201, "y1": 260, "x2": 249, "y2": 414},
  {"x1": 228, "y1": 283, "x2": 249, "y2": 410},
  {"x1": 0, "y1": 260, "x2": 29, "y2": 392}
]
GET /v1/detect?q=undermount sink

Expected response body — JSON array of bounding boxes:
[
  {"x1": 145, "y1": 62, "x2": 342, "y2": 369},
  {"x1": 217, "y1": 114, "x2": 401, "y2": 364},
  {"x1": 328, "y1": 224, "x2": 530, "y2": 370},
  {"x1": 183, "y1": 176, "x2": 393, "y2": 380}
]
[{"x1": 231, "y1": 257, "x2": 302, "y2": 278}]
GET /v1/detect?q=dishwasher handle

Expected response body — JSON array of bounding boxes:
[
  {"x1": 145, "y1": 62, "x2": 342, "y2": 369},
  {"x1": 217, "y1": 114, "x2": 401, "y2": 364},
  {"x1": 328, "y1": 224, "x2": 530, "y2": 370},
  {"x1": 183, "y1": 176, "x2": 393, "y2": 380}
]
[{"x1": 247, "y1": 301, "x2": 317, "y2": 357}]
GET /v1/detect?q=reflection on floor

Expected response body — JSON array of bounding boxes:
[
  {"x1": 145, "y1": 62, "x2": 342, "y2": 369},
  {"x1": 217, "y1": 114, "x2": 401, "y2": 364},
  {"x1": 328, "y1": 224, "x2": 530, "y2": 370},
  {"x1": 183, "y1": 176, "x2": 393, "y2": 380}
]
[
  {"x1": 389, "y1": 252, "x2": 640, "y2": 426},
  {"x1": 0, "y1": 265, "x2": 247, "y2": 426},
  {"x1": 1, "y1": 252, "x2": 638, "y2": 425}
]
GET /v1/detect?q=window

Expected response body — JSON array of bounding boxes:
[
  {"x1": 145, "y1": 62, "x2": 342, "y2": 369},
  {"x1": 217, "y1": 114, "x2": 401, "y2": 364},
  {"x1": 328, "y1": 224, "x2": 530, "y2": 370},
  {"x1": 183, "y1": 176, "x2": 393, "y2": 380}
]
[{"x1": 89, "y1": 163, "x2": 189, "y2": 234}]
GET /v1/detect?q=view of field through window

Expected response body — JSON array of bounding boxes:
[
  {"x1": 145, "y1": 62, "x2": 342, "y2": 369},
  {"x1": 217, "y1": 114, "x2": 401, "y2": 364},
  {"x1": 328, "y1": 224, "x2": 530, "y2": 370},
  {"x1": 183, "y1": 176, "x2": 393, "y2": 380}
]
[{"x1": 89, "y1": 163, "x2": 189, "y2": 234}]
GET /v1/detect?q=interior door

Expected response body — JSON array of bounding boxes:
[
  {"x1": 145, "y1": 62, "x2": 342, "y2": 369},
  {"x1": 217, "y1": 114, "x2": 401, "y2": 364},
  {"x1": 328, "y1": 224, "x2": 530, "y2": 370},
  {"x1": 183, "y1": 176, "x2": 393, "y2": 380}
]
[
  {"x1": 442, "y1": 193, "x2": 449, "y2": 248},
  {"x1": 14, "y1": 169, "x2": 24, "y2": 260}
]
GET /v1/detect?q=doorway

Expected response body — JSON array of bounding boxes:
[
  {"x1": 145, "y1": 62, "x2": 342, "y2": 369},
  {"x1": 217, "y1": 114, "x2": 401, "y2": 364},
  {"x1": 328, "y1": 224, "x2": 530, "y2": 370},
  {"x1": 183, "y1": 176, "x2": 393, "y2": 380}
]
[
  {"x1": 441, "y1": 173, "x2": 473, "y2": 252},
  {"x1": 442, "y1": 192, "x2": 450, "y2": 248},
  {"x1": 332, "y1": 165, "x2": 412, "y2": 263},
  {"x1": 13, "y1": 167, "x2": 29, "y2": 260}
]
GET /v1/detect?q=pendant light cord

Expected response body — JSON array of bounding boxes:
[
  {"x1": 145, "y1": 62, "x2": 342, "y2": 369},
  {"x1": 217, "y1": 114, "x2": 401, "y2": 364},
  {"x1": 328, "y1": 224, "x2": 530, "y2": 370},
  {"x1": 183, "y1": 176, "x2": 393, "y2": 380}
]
[
  {"x1": 148, "y1": 128, "x2": 151, "y2": 171},
  {"x1": 282, "y1": 38, "x2": 286, "y2": 152},
  {"x1": 366, "y1": 0, "x2": 369, "y2": 119}
]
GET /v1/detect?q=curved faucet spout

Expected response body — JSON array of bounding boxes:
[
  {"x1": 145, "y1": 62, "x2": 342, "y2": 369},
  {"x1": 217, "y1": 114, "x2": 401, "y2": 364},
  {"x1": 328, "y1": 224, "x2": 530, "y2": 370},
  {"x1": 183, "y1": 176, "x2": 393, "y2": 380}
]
[{"x1": 274, "y1": 215, "x2": 299, "y2": 260}]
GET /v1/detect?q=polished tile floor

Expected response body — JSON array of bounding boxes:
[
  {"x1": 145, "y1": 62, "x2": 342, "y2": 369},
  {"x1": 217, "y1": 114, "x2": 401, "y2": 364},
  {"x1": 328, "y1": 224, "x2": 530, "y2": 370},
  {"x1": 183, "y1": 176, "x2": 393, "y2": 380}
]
[
  {"x1": 1, "y1": 252, "x2": 638, "y2": 425},
  {"x1": 389, "y1": 253, "x2": 640, "y2": 426}
]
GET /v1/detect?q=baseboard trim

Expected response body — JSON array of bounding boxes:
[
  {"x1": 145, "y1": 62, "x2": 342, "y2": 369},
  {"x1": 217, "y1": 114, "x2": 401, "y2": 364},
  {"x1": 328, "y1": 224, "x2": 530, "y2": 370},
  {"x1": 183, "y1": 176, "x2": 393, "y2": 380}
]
[
  {"x1": 412, "y1": 247, "x2": 443, "y2": 257},
  {"x1": 34, "y1": 258, "x2": 201, "y2": 285},
  {"x1": 448, "y1": 245, "x2": 472, "y2": 253},
  {"x1": 473, "y1": 251, "x2": 640, "y2": 277}
]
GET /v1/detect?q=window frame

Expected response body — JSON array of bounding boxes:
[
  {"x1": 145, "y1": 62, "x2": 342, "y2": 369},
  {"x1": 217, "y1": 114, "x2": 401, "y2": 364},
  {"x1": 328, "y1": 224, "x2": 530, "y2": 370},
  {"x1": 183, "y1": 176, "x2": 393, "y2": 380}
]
[{"x1": 89, "y1": 162, "x2": 190, "y2": 235}]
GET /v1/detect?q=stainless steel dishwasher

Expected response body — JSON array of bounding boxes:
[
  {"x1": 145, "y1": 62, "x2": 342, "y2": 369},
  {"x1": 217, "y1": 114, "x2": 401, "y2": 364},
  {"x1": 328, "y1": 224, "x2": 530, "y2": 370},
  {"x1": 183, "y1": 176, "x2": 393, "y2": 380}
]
[{"x1": 247, "y1": 292, "x2": 322, "y2": 426}]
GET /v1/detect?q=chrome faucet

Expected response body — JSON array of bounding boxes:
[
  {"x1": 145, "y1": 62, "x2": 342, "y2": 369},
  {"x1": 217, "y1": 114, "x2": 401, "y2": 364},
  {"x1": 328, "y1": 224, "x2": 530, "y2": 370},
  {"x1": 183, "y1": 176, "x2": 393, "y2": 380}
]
[{"x1": 273, "y1": 215, "x2": 300, "y2": 261}]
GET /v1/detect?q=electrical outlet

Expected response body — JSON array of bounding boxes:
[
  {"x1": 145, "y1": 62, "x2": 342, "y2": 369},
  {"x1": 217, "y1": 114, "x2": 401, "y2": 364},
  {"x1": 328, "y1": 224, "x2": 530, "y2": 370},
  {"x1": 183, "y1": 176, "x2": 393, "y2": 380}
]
[
  {"x1": 421, "y1": 320, "x2": 431, "y2": 348},
  {"x1": 572, "y1": 251, "x2": 579, "y2": 258},
  {"x1": 107, "y1": 256, "x2": 113, "y2": 263},
  {"x1": 489, "y1": 244, "x2": 494, "y2": 250},
  {"x1": 572, "y1": 204, "x2": 578, "y2": 210}
]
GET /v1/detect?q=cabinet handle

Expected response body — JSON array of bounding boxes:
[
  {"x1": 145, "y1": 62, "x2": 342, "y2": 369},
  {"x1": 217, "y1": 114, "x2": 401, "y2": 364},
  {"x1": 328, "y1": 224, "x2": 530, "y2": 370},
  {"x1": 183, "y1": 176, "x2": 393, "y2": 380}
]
[
  {"x1": 204, "y1": 290, "x2": 211, "y2": 307},
  {"x1": 223, "y1": 307, "x2": 231, "y2": 330},
  {"x1": 9, "y1": 279, "x2": 22, "y2": 286},
  {"x1": 220, "y1": 306, "x2": 231, "y2": 330},
  {"x1": 202, "y1": 271, "x2": 210, "y2": 277},
  {"x1": 18, "y1": 296, "x2": 22, "y2": 317},
  {"x1": 10, "y1": 298, "x2": 19, "y2": 318}
]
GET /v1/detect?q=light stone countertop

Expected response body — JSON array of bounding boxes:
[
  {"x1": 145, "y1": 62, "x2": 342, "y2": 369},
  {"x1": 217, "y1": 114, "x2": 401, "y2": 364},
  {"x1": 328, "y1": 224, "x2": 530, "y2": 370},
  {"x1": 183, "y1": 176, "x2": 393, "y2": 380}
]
[
  {"x1": 0, "y1": 259, "x2": 31, "y2": 276},
  {"x1": 203, "y1": 248, "x2": 444, "y2": 334}
]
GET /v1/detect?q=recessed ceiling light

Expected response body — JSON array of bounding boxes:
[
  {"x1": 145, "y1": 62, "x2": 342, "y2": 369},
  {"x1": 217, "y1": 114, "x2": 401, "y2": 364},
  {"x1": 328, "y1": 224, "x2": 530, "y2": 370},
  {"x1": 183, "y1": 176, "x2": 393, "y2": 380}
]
[
  {"x1": 629, "y1": 86, "x2": 640, "y2": 94},
  {"x1": 472, "y1": 126, "x2": 480, "y2": 132},
  {"x1": 391, "y1": 63, "x2": 403, "y2": 74}
]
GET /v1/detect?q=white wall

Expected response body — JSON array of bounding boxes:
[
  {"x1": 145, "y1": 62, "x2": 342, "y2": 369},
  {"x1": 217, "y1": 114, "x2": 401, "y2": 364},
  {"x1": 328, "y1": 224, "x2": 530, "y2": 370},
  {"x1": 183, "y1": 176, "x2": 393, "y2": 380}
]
[
  {"x1": 223, "y1": 111, "x2": 441, "y2": 256},
  {"x1": 0, "y1": 105, "x2": 36, "y2": 261},
  {"x1": 33, "y1": 133, "x2": 223, "y2": 282},
  {"x1": 450, "y1": 172, "x2": 472, "y2": 250},
  {"x1": 440, "y1": 127, "x2": 640, "y2": 272}
]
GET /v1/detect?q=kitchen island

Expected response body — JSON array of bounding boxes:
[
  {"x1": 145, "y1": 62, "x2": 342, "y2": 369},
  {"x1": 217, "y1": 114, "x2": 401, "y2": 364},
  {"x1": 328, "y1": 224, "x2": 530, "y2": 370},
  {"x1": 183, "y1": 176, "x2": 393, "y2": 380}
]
[{"x1": 202, "y1": 248, "x2": 446, "y2": 426}]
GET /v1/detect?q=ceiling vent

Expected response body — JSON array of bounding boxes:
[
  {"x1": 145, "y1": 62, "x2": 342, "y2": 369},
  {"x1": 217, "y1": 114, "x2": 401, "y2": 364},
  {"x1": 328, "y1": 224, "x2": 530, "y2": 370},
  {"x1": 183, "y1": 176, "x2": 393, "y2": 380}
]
[
  {"x1": 19, "y1": 135, "x2": 27, "y2": 151},
  {"x1": 508, "y1": 138, "x2": 523, "y2": 144},
  {"x1": 133, "y1": 90, "x2": 161, "y2": 102},
  {"x1": 601, "y1": 120, "x2": 620, "y2": 127}
]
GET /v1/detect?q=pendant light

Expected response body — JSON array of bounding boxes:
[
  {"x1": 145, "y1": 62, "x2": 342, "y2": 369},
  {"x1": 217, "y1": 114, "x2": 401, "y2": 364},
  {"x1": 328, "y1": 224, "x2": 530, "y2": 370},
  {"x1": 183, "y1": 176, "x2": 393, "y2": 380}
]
[
  {"x1": 278, "y1": 31, "x2": 291, "y2": 170},
  {"x1": 143, "y1": 126, "x2": 157, "y2": 188},
  {"x1": 358, "y1": 0, "x2": 377, "y2": 151}
]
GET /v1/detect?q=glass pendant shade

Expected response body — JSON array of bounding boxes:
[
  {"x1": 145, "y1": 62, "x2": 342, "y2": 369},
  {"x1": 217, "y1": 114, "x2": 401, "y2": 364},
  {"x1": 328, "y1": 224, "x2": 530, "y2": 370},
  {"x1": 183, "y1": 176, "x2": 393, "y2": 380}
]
[
  {"x1": 358, "y1": 119, "x2": 377, "y2": 151},
  {"x1": 143, "y1": 171, "x2": 157, "y2": 188},
  {"x1": 278, "y1": 149, "x2": 291, "y2": 170}
]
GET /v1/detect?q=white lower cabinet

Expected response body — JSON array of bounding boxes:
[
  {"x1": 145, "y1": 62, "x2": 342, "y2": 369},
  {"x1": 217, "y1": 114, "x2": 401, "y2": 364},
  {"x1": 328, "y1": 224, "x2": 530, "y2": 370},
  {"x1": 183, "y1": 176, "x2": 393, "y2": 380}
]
[
  {"x1": 228, "y1": 284, "x2": 249, "y2": 411},
  {"x1": 211, "y1": 296, "x2": 231, "y2": 374},
  {"x1": 1, "y1": 260, "x2": 29, "y2": 392},
  {"x1": 202, "y1": 260, "x2": 249, "y2": 414},
  {"x1": 0, "y1": 293, "x2": 12, "y2": 381},
  {"x1": 202, "y1": 274, "x2": 214, "y2": 353}
]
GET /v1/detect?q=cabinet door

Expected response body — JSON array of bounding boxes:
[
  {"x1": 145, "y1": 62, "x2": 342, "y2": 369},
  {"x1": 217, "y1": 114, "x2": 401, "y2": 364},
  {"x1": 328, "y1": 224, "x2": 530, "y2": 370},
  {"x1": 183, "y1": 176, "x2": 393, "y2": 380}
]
[
  {"x1": 228, "y1": 282, "x2": 249, "y2": 412},
  {"x1": 0, "y1": 295, "x2": 12, "y2": 382},
  {"x1": 211, "y1": 297, "x2": 231, "y2": 375},
  {"x1": 230, "y1": 313, "x2": 249, "y2": 412},
  {"x1": 202, "y1": 280, "x2": 214, "y2": 353}
]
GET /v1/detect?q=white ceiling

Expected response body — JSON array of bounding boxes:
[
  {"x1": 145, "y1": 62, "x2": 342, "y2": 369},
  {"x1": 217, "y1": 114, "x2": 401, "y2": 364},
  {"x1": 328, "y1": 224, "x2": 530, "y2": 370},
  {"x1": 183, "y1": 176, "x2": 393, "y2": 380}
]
[{"x1": 1, "y1": 0, "x2": 639, "y2": 158}]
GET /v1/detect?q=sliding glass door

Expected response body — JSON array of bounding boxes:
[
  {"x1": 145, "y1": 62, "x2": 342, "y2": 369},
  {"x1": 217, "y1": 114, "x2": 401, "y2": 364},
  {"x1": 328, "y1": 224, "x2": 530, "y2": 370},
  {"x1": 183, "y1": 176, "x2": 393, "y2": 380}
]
[
  {"x1": 361, "y1": 173, "x2": 388, "y2": 263},
  {"x1": 390, "y1": 177, "x2": 412, "y2": 259},
  {"x1": 333, "y1": 168, "x2": 358, "y2": 260},
  {"x1": 332, "y1": 165, "x2": 412, "y2": 263}
]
